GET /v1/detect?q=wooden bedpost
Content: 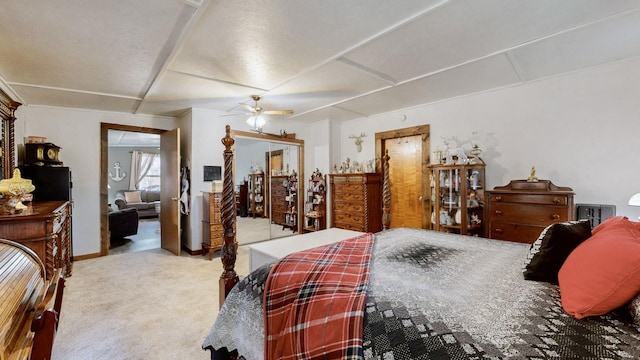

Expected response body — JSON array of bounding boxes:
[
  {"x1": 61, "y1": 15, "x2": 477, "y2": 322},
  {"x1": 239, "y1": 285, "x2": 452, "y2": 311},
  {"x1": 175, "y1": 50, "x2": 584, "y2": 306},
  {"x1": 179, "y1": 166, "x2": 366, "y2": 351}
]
[
  {"x1": 219, "y1": 125, "x2": 239, "y2": 308},
  {"x1": 382, "y1": 149, "x2": 391, "y2": 230}
]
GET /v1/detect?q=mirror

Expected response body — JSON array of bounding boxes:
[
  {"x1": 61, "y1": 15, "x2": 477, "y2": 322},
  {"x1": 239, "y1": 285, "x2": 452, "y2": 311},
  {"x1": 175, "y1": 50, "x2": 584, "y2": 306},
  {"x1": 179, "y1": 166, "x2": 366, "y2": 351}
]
[
  {"x1": 232, "y1": 130, "x2": 303, "y2": 245},
  {"x1": 0, "y1": 88, "x2": 20, "y2": 180}
]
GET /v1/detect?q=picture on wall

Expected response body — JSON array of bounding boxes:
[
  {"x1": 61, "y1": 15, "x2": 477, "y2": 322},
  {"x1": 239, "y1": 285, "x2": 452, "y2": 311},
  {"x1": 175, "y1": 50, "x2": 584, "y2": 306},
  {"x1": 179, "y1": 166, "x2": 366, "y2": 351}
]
[{"x1": 203, "y1": 165, "x2": 222, "y2": 181}]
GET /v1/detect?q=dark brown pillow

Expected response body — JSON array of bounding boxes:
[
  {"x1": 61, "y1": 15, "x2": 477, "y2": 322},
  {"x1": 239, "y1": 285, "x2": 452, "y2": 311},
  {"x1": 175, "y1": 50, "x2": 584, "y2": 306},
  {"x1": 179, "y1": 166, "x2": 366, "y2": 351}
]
[{"x1": 523, "y1": 220, "x2": 592, "y2": 284}]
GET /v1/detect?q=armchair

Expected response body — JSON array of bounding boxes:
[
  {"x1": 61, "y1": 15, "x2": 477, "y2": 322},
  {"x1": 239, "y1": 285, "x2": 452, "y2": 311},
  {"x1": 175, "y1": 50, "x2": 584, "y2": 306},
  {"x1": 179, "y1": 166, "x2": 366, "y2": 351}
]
[{"x1": 108, "y1": 208, "x2": 139, "y2": 243}]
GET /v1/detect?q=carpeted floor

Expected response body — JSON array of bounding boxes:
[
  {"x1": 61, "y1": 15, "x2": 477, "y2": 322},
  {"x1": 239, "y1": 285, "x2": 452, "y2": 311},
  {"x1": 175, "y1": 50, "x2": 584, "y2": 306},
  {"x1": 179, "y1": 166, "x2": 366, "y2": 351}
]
[
  {"x1": 109, "y1": 218, "x2": 161, "y2": 255},
  {"x1": 52, "y1": 245, "x2": 250, "y2": 359},
  {"x1": 53, "y1": 216, "x2": 297, "y2": 359},
  {"x1": 236, "y1": 215, "x2": 297, "y2": 245}
]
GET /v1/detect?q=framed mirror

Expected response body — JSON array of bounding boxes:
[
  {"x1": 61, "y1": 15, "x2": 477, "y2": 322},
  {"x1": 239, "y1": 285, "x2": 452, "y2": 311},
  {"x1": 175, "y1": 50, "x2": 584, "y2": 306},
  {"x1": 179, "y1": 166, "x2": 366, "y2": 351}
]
[
  {"x1": 231, "y1": 129, "x2": 304, "y2": 245},
  {"x1": 0, "y1": 88, "x2": 20, "y2": 180}
]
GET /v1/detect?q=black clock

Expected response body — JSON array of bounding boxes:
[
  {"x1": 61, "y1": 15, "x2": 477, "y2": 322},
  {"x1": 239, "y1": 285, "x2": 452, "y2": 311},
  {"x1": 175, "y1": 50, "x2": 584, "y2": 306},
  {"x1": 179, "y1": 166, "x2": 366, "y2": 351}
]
[{"x1": 24, "y1": 143, "x2": 62, "y2": 166}]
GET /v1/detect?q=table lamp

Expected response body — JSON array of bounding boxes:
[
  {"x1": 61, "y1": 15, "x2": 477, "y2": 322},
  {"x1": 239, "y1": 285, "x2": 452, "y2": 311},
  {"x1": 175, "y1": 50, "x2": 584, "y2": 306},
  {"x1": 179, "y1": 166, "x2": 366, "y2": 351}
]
[{"x1": 629, "y1": 193, "x2": 640, "y2": 219}]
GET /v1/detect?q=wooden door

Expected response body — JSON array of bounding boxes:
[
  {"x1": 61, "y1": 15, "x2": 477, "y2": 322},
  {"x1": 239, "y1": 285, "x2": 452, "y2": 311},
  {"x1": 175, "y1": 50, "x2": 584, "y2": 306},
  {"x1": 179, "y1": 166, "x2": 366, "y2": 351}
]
[
  {"x1": 160, "y1": 128, "x2": 181, "y2": 255},
  {"x1": 376, "y1": 125, "x2": 430, "y2": 229}
]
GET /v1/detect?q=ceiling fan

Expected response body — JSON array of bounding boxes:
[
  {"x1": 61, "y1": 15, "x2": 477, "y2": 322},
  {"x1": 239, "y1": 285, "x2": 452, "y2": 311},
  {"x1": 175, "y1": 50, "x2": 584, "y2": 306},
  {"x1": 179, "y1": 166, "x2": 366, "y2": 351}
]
[{"x1": 239, "y1": 95, "x2": 294, "y2": 130}]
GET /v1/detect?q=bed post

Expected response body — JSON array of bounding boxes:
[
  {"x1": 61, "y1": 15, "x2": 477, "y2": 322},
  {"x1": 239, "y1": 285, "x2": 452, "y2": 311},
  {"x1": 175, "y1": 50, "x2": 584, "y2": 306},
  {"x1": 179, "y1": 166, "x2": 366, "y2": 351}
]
[
  {"x1": 219, "y1": 125, "x2": 239, "y2": 308},
  {"x1": 382, "y1": 149, "x2": 391, "y2": 230}
]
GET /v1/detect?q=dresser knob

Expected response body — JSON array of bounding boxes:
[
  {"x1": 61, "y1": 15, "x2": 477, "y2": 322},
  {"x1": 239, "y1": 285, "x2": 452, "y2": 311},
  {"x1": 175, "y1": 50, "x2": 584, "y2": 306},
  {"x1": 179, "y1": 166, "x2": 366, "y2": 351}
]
[
  {"x1": 553, "y1": 198, "x2": 561, "y2": 204},
  {"x1": 495, "y1": 196, "x2": 502, "y2": 201},
  {"x1": 495, "y1": 228, "x2": 503, "y2": 233},
  {"x1": 551, "y1": 214, "x2": 560, "y2": 220},
  {"x1": 495, "y1": 210, "x2": 503, "y2": 215}
]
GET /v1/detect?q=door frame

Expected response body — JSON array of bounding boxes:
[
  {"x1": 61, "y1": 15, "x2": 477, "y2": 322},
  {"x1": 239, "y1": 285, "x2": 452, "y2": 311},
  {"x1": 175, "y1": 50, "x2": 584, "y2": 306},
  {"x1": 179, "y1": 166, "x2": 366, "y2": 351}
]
[
  {"x1": 375, "y1": 125, "x2": 431, "y2": 228},
  {"x1": 100, "y1": 123, "x2": 166, "y2": 256}
]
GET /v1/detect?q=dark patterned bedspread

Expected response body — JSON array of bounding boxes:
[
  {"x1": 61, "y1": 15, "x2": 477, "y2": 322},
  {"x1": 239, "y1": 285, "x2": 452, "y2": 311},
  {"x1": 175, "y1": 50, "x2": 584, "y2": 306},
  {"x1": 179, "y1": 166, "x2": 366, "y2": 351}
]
[{"x1": 203, "y1": 228, "x2": 640, "y2": 359}]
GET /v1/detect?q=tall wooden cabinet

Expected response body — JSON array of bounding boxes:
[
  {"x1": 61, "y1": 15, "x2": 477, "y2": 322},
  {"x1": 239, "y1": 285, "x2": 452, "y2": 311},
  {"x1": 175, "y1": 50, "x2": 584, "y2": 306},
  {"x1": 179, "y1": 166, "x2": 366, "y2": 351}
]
[
  {"x1": 270, "y1": 175, "x2": 298, "y2": 232},
  {"x1": 428, "y1": 159, "x2": 486, "y2": 236},
  {"x1": 329, "y1": 173, "x2": 382, "y2": 232},
  {"x1": 202, "y1": 191, "x2": 223, "y2": 260},
  {"x1": 304, "y1": 175, "x2": 326, "y2": 233},
  {"x1": 0, "y1": 201, "x2": 72, "y2": 280},
  {"x1": 486, "y1": 179, "x2": 575, "y2": 244},
  {"x1": 248, "y1": 173, "x2": 265, "y2": 218}
]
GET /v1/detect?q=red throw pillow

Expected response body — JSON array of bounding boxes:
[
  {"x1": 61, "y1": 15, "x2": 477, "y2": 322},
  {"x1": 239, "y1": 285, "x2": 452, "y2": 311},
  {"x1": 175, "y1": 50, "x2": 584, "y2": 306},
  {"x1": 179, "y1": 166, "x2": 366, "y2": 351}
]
[
  {"x1": 558, "y1": 220, "x2": 640, "y2": 319},
  {"x1": 590, "y1": 216, "x2": 629, "y2": 236}
]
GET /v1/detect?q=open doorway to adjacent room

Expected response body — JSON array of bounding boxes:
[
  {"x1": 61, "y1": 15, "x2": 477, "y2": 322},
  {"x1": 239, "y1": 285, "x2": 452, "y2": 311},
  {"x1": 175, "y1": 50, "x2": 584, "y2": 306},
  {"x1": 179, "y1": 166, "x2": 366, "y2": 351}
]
[{"x1": 102, "y1": 125, "x2": 162, "y2": 256}]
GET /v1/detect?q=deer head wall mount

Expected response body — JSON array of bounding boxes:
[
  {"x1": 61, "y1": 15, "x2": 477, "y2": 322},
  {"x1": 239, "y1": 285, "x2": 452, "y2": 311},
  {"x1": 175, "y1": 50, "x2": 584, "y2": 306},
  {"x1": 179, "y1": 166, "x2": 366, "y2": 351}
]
[{"x1": 349, "y1": 132, "x2": 366, "y2": 153}]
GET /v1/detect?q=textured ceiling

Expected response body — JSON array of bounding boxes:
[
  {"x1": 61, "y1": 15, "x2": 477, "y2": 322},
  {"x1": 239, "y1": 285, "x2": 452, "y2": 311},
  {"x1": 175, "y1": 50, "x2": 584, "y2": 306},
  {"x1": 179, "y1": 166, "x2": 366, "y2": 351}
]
[{"x1": 1, "y1": 0, "x2": 640, "y2": 124}]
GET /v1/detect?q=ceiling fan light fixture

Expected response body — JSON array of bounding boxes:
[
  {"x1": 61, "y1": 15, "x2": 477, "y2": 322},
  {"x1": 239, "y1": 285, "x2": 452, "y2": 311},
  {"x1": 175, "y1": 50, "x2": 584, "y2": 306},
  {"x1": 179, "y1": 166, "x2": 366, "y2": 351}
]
[{"x1": 247, "y1": 114, "x2": 266, "y2": 129}]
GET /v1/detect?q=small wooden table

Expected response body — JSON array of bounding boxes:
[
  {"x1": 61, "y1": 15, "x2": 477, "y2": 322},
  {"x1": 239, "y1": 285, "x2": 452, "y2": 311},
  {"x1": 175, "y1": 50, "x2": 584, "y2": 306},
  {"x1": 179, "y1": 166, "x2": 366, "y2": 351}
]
[{"x1": 248, "y1": 228, "x2": 364, "y2": 272}]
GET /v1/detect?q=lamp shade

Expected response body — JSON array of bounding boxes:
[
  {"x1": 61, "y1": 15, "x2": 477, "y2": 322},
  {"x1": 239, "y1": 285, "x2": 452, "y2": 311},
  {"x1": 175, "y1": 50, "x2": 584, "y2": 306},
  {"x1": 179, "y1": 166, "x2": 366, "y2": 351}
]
[
  {"x1": 247, "y1": 114, "x2": 266, "y2": 129},
  {"x1": 629, "y1": 193, "x2": 640, "y2": 206}
]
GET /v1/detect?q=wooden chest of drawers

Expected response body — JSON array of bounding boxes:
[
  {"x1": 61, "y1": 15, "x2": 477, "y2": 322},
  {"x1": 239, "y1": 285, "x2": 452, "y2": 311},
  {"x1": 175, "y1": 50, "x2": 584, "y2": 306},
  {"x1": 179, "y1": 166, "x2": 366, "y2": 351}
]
[
  {"x1": 202, "y1": 191, "x2": 223, "y2": 260},
  {"x1": 270, "y1": 176, "x2": 288, "y2": 226},
  {"x1": 329, "y1": 173, "x2": 382, "y2": 233},
  {"x1": 486, "y1": 180, "x2": 574, "y2": 244},
  {"x1": 0, "y1": 201, "x2": 72, "y2": 280}
]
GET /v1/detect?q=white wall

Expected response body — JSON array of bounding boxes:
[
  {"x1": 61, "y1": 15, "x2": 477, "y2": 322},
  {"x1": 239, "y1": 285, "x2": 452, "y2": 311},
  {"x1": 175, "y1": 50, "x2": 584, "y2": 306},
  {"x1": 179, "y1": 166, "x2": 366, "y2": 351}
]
[
  {"x1": 339, "y1": 57, "x2": 640, "y2": 220},
  {"x1": 181, "y1": 108, "x2": 229, "y2": 251},
  {"x1": 107, "y1": 146, "x2": 160, "y2": 206},
  {"x1": 15, "y1": 105, "x2": 178, "y2": 256}
]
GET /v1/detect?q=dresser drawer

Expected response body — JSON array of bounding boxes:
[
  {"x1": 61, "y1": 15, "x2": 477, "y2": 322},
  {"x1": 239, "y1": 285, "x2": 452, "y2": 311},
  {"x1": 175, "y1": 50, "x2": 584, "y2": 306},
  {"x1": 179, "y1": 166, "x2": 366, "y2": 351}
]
[
  {"x1": 334, "y1": 192, "x2": 365, "y2": 202},
  {"x1": 271, "y1": 203, "x2": 287, "y2": 212},
  {"x1": 488, "y1": 193, "x2": 568, "y2": 206},
  {"x1": 334, "y1": 212, "x2": 365, "y2": 226},
  {"x1": 488, "y1": 222, "x2": 546, "y2": 244},
  {"x1": 334, "y1": 182, "x2": 364, "y2": 192},
  {"x1": 333, "y1": 221, "x2": 365, "y2": 232},
  {"x1": 488, "y1": 203, "x2": 569, "y2": 225},
  {"x1": 333, "y1": 201, "x2": 364, "y2": 212}
]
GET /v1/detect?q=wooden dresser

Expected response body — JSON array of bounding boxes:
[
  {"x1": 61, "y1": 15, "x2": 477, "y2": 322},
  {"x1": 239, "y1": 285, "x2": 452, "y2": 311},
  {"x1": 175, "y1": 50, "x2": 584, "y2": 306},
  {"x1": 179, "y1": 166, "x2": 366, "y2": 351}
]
[
  {"x1": 270, "y1": 175, "x2": 288, "y2": 227},
  {"x1": 270, "y1": 175, "x2": 298, "y2": 232},
  {"x1": 0, "y1": 201, "x2": 72, "y2": 280},
  {"x1": 202, "y1": 191, "x2": 223, "y2": 260},
  {"x1": 329, "y1": 173, "x2": 382, "y2": 232},
  {"x1": 486, "y1": 180, "x2": 574, "y2": 244}
]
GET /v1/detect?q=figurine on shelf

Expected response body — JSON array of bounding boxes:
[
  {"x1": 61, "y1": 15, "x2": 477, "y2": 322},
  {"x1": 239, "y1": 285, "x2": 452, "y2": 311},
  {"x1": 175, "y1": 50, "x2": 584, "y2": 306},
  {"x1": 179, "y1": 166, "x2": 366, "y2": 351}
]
[
  {"x1": 527, "y1": 166, "x2": 538, "y2": 182},
  {"x1": 471, "y1": 214, "x2": 482, "y2": 225},
  {"x1": 332, "y1": 164, "x2": 338, "y2": 174},
  {"x1": 366, "y1": 159, "x2": 374, "y2": 173},
  {"x1": 469, "y1": 170, "x2": 480, "y2": 190}
]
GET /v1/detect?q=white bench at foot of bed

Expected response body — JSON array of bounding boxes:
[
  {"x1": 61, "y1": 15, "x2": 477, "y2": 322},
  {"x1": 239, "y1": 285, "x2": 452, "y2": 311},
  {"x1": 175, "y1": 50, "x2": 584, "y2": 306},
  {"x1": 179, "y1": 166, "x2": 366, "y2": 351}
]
[{"x1": 248, "y1": 228, "x2": 365, "y2": 271}]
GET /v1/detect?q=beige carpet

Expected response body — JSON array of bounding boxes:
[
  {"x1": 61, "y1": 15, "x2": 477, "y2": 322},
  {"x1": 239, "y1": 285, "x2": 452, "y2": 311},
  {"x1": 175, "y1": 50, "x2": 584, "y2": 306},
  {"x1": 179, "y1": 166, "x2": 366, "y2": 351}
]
[
  {"x1": 236, "y1": 216, "x2": 297, "y2": 245},
  {"x1": 52, "y1": 246, "x2": 250, "y2": 360}
]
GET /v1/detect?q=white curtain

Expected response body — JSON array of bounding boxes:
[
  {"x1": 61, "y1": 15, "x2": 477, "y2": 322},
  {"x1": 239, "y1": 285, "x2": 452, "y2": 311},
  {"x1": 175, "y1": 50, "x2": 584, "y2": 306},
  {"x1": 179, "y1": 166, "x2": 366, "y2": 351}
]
[{"x1": 129, "y1": 151, "x2": 159, "y2": 189}]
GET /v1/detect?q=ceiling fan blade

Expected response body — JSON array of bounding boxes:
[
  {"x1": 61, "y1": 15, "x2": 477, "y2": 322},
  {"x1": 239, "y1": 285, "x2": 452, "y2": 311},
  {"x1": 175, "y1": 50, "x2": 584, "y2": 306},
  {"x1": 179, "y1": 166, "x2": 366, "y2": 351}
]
[
  {"x1": 220, "y1": 112, "x2": 251, "y2": 117},
  {"x1": 240, "y1": 103, "x2": 256, "y2": 113},
  {"x1": 263, "y1": 109, "x2": 294, "y2": 115}
]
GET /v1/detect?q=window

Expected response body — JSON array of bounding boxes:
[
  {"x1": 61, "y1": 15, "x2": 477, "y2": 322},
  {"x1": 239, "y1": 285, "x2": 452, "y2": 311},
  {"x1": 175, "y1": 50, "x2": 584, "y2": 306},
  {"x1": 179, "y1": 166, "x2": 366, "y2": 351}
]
[
  {"x1": 130, "y1": 151, "x2": 161, "y2": 190},
  {"x1": 138, "y1": 154, "x2": 160, "y2": 190}
]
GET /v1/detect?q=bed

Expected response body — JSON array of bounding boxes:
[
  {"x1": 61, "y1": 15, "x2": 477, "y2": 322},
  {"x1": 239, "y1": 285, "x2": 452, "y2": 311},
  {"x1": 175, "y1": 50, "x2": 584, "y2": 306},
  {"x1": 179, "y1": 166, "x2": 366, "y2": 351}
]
[{"x1": 203, "y1": 125, "x2": 640, "y2": 359}]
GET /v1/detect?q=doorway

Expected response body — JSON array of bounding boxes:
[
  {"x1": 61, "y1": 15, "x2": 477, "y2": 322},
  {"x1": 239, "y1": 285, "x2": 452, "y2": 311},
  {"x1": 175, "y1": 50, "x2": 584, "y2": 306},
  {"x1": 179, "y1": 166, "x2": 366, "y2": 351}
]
[
  {"x1": 100, "y1": 124, "x2": 168, "y2": 256},
  {"x1": 375, "y1": 125, "x2": 430, "y2": 229}
]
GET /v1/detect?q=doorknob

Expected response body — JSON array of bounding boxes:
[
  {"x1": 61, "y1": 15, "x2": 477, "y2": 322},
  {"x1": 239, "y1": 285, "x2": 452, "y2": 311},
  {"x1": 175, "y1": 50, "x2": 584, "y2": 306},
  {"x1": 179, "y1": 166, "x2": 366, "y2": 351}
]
[
  {"x1": 419, "y1": 196, "x2": 423, "y2": 201},
  {"x1": 171, "y1": 197, "x2": 179, "y2": 201}
]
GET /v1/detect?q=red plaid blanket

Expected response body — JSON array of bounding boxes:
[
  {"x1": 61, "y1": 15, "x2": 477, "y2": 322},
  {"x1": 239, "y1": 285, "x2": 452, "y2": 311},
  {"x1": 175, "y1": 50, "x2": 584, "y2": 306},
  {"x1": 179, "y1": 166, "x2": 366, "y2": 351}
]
[{"x1": 263, "y1": 233, "x2": 374, "y2": 360}]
